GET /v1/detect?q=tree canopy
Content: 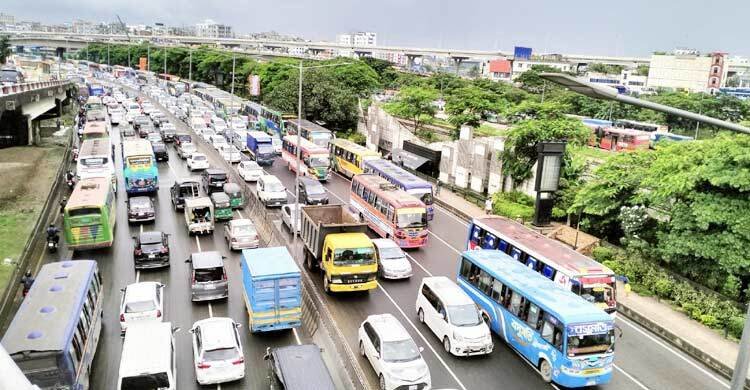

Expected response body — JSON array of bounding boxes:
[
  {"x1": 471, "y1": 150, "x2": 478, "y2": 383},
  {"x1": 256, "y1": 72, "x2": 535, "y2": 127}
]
[
  {"x1": 0, "y1": 35, "x2": 11, "y2": 65},
  {"x1": 384, "y1": 86, "x2": 439, "y2": 132}
]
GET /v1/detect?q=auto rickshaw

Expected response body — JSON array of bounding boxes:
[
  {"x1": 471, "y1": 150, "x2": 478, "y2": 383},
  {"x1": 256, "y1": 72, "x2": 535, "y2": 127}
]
[
  {"x1": 223, "y1": 182, "x2": 245, "y2": 209},
  {"x1": 210, "y1": 192, "x2": 234, "y2": 221}
]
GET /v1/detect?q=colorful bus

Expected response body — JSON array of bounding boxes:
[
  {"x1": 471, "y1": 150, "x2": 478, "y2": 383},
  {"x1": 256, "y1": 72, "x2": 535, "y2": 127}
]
[
  {"x1": 363, "y1": 158, "x2": 435, "y2": 220},
  {"x1": 285, "y1": 119, "x2": 334, "y2": 148},
  {"x1": 350, "y1": 174, "x2": 428, "y2": 248},
  {"x1": 81, "y1": 121, "x2": 109, "y2": 142},
  {"x1": 77, "y1": 138, "x2": 117, "y2": 192},
  {"x1": 122, "y1": 139, "x2": 158, "y2": 194},
  {"x1": 1, "y1": 260, "x2": 103, "y2": 390},
  {"x1": 282, "y1": 135, "x2": 331, "y2": 181},
  {"x1": 64, "y1": 177, "x2": 117, "y2": 250},
  {"x1": 329, "y1": 139, "x2": 381, "y2": 179},
  {"x1": 457, "y1": 250, "x2": 616, "y2": 387},
  {"x1": 260, "y1": 106, "x2": 284, "y2": 137},
  {"x1": 467, "y1": 216, "x2": 617, "y2": 316}
]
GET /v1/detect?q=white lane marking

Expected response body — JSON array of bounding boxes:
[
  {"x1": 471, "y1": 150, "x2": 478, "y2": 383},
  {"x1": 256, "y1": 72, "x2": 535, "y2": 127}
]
[
  {"x1": 618, "y1": 317, "x2": 730, "y2": 388},
  {"x1": 377, "y1": 284, "x2": 468, "y2": 390},
  {"x1": 208, "y1": 302, "x2": 213, "y2": 318},
  {"x1": 135, "y1": 270, "x2": 140, "y2": 283},
  {"x1": 236, "y1": 209, "x2": 245, "y2": 219},
  {"x1": 614, "y1": 365, "x2": 651, "y2": 390},
  {"x1": 428, "y1": 231, "x2": 461, "y2": 255},
  {"x1": 292, "y1": 327, "x2": 302, "y2": 345},
  {"x1": 140, "y1": 224, "x2": 143, "y2": 234},
  {"x1": 195, "y1": 236, "x2": 202, "y2": 252},
  {"x1": 166, "y1": 155, "x2": 179, "y2": 178},
  {"x1": 434, "y1": 204, "x2": 470, "y2": 227},
  {"x1": 403, "y1": 252, "x2": 433, "y2": 277}
]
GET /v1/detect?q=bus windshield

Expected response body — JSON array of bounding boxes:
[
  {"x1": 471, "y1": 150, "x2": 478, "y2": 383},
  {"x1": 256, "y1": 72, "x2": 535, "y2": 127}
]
[
  {"x1": 410, "y1": 188, "x2": 434, "y2": 205},
  {"x1": 68, "y1": 207, "x2": 101, "y2": 217},
  {"x1": 333, "y1": 247, "x2": 376, "y2": 266},
  {"x1": 447, "y1": 304, "x2": 483, "y2": 327},
  {"x1": 121, "y1": 373, "x2": 170, "y2": 390},
  {"x1": 567, "y1": 330, "x2": 615, "y2": 357},
  {"x1": 307, "y1": 155, "x2": 330, "y2": 168},
  {"x1": 127, "y1": 156, "x2": 153, "y2": 166},
  {"x1": 580, "y1": 284, "x2": 615, "y2": 306},
  {"x1": 397, "y1": 210, "x2": 427, "y2": 229}
]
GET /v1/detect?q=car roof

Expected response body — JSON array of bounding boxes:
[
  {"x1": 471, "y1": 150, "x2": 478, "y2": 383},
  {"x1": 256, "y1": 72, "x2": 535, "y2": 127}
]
[
  {"x1": 299, "y1": 176, "x2": 321, "y2": 186},
  {"x1": 366, "y1": 313, "x2": 411, "y2": 342},
  {"x1": 422, "y1": 276, "x2": 474, "y2": 306},
  {"x1": 194, "y1": 317, "x2": 237, "y2": 351},
  {"x1": 271, "y1": 344, "x2": 335, "y2": 390},
  {"x1": 139, "y1": 231, "x2": 163, "y2": 243},
  {"x1": 191, "y1": 251, "x2": 224, "y2": 269},
  {"x1": 371, "y1": 238, "x2": 400, "y2": 250},
  {"x1": 124, "y1": 282, "x2": 159, "y2": 303},
  {"x1": 210, "y1": 192, "x2": 230, "y2": 202}
]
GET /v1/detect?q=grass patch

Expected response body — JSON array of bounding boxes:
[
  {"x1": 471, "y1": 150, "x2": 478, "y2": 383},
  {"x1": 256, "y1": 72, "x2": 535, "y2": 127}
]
[
  {"x1": 569, "y1": 144, "x2": 613, "y2": 162},
  {"x1": 475, "y1": 123, "x2": 506, "y2": 137}
]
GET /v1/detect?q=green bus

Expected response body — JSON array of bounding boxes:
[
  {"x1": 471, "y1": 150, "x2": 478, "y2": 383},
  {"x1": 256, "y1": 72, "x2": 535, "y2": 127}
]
[{"x1": 64, "y1": 176, "x2": 117, "y2": 250}]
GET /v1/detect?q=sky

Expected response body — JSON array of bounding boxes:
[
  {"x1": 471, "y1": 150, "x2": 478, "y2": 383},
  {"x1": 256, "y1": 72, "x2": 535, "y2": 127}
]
[{"x1": 3, "y1": 0, "x2": 749, "y2": 57}]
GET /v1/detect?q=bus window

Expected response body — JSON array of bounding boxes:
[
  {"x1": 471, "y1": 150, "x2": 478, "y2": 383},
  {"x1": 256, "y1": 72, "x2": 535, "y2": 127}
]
[
  {"x1": 510, "y1": 247, "x2": 522, "y2": 261},
  {"x1": 526, "y1": 256, "x2": 537, "y2": 269},
  {"x1": 497, "y1": 239, "x2": 508, "y2": 252},
  {"x1": 470, "y1": 225, "x2": 483, "y2": 246},
  {"x1": 481, "y1": 233, "x2": 497, "y2": 249},
  {"x1": 460, "y1": 258, "x2": 472, "y2": 279},
  {"x1": 526, "y1": 303, "x2": 541, "y2": 329},
  {"x1": 478, "y1": 270, "x2": 492, "y2": 296},
  {"x1": 490, "y1": 279, "x2": 504, "y2": 304},
  {"x1": 542, "y1": 265, "x2": 555, "y2": 279},
  {"x1": 509, "y1": 291, "x2": 522, "y2": 316}
]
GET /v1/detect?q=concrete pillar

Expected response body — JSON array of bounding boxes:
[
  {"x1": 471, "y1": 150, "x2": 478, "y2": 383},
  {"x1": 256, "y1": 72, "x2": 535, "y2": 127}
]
[
  {"x1": 451, "y1": 57, "x2": 467, "y2": 74},
  {"x1": 26, "y1": 115, "x2": 34, "y2": 146},
  {"x1": 406, "y1": 54, "x2": 421, "y2": 70},
  {"x1": 56, "y1": 47, "x2": 66, "y2": 59}
]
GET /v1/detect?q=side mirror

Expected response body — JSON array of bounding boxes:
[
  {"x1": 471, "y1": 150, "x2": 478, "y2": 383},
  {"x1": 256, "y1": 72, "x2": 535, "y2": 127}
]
[
  {"x1": 419, "y1": 346, "x2": 424, "y2": 353},
  {"x1": 120, "y1": 288, "x2": 126, "y2": 292},
  {"x1": 172, "y1": 326, "x2": 181, "y2": 334},
  {"x1": 222, "y1": 255, "x2": 227, "y2": 259},
  {"x1": 235, "y1": 323, "x2": 242, "y2": 329},
  {"x1": 131, "y1": 236, "x2": 137, "y2": 240},
  {"x1": 184, "y1": 258, "x2": 192, "y2": 263},
  {"x1": 158, "y1": 283, "x2": 165, "y2": 288}
]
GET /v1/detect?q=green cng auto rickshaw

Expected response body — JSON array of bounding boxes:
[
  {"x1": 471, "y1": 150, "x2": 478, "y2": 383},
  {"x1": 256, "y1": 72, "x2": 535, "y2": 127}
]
[
  {"x1": 210, "y1": 192, "x2": 233, "y2": 221},
  {"x1": 223, "y1": 182, "x2": 245, "y2": 209}
]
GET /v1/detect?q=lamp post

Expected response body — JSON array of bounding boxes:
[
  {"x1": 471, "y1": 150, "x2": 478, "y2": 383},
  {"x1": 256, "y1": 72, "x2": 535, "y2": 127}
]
[
  {"x1": 188, "y1": 47, "x2": 192, "y2": 81},
  {"x1": 532, "y1": 141, "x2": 566, "y2": 226},
  {"x1": 147, "y1": 42, "x2": 150, "y2": 72}
]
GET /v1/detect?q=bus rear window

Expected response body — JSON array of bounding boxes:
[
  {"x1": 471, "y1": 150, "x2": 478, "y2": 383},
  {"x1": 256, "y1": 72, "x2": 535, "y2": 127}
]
[{"x1": 68, "y1": 207, "x2": 101, "y2": 217}]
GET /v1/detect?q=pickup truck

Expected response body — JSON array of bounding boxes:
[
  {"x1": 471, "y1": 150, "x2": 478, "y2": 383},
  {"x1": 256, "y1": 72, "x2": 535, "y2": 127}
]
[{"x1": 300, "y1": 205, "x2": 378, "y2": 293}]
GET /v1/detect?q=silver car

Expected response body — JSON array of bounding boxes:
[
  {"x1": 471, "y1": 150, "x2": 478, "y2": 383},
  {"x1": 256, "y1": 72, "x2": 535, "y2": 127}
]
[
  {"x1": 223, "y1": 219, "x2": 260, "y2": 250},
  {"x1": 186, "y1": 251, "x2": 228, "y2": 302}
]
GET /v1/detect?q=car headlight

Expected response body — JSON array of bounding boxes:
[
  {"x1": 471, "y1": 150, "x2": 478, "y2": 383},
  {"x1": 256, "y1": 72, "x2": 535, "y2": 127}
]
[
  {"x1": 453, "y1": 332, "x2": 464, "y2": 342},
  {"x1": 330, "y1": 277, "x2": 342, "y2": 284}
]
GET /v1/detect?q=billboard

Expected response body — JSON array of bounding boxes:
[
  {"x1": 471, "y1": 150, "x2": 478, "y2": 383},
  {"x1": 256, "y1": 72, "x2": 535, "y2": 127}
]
[
  {"x1": 249, "y1": 75, "x2": 260, "y2": 96},
  {"x1": 514, "y1": 46, "x2": 532, "y2": 60},
  {"x1": 138, "y1": 57, "x2": 148, "y2": 71}
]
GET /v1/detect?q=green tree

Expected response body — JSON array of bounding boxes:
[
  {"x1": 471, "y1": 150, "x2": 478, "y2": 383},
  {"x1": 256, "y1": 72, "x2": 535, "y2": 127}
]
[
  {"x1": 505, "y1": 100, "x2": 570, "y2": 123},
  {"x1": 0, "y1": 35, "x2": 12, "y2": 64},
  {"x1": 635, "y1": 64, "x2": 650, "y2": 76},
  {"x1": 587, "y1": 63, "x2": 625, "y2": 74},
  {"x1": 445, "y1": 85, "x2": 499, "y2": 128},
  {"x1": 467, "y1": 65, "x2": 480, "y2": 78},
  {"x1": 514, "y1": 65, "x2": 565, "y2": 94},
  {"x1": 384, "y1": 86, "x2": 439, "y2": 132}
]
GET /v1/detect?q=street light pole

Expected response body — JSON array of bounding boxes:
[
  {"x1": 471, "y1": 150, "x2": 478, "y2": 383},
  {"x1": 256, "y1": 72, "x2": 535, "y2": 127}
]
[
  {"x1": 229, "y1": 54, "x2": 236, "y2": 154},
  {"x1": 730, "y1": 305, "x2": 750, "y2": 390},
  {"x1": 293, "y1": 60, "x2": 303, "y2": 251},
  {"x1": 163, "y1": 47, "x2": 167, "y2": 76},
  {"x1": 147, "y1": 43, "x2": 150, "y2": 72},
  {"x1": 188, "y1": 47, "x2": 193, "y2": 81}
]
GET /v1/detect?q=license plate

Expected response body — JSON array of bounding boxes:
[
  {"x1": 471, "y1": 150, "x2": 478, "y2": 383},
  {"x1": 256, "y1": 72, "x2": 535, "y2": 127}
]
[
  {"x1": 409, "y1": 386, "x2": 418, "y2": 390},
  {"x1": 148, "y1": 254, "x2": 155, "y2": 259},
  {"x1": 204, "y1": 285, "x2": 215, "y2": 290}
]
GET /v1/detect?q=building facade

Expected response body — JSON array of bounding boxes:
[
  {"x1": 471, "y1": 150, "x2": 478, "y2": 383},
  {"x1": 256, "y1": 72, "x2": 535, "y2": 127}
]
[
  {"x1": 196, "y1": 19, "x2": 233, "y2": 38},
  {"x1": 647, "y1": 52, "x2": 728, "y2": 93},
  {"x1": 336, "y1": 32, "x2": 377, "y2": 47},
  {"x1": 0, "y1": 12, "x2": 15, "y2": 25}
]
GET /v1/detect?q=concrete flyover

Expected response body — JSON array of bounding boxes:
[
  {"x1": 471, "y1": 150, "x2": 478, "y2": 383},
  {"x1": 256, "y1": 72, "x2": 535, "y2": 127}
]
[{"x1": 0, "y1": 81, "x2": 77, "y2": 147}]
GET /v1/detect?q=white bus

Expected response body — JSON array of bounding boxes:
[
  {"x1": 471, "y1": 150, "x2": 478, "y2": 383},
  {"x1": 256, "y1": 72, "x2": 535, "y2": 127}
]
[{"x1": 77, "y1": 138, "x2": 116, "y2": 191}]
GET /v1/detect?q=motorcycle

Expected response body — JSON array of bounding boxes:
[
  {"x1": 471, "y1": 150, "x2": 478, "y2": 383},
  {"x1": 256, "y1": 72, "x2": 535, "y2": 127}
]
[
  {"x1": 71, "y1": 148, "x2": 79, "y2": 162},
  {"x1": 47, "y1": 236, "x2": 58, "y2": 253}
]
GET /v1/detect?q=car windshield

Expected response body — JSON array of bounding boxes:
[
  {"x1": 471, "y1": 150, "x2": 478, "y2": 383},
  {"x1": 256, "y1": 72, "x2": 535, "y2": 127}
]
[
  {"x1": 125, "y1": 299, "x2": 156, "y2": 313},
  {"x1": 141, "y1": 243, "x2": 163, "y2": 252},
  {"x1": 203, "y1": 347, "x2": 239, "y2": 362},
  {"x1": 308, "y1": 156, "x2": 330, "y2": 168},
  {"x1": 396, "y1": 210, "x2": 427, "y2": 229},
  {"x1": 120, "y1": 373, "x2": 170, "y2": 389},
  {"x1": 382, "y1": 339, "x2": 421, "y2": 363},
  {"x1": 130, "y1": 201, "x2": 151, "y2": 210},
  {"x1": 234, "y1": 224, "x2": 256, "y2": 235},
  {"x1": 266, "y1": 182, "x2": 284, "y2": 192},
  {"x1": 567, "y1": 330, "x2": 615, "y2": 357},
  {"x1": 333, "y1": 247, "x2": 376, "y2": 266},
  {"x1": 447, "y1": 304, "x2": 483, "y2": 327},
  {"x1": 193, "y1": 155, "x2": 206, "y2": 161},
  {"x1": 210, "y1": 174, "x2": 227, "y2": 182},
  {"x1": 580, "y1": 284, "x2": 616, "y2": 305},
  {"x1": 306, "y1": 185, "x2": 326, "y2": 195},
  {"x1": 0, "y1": 70, "x2": 19, "y2": 82},
  {"x1": 183, "y1": 144, "x2": 196, "y2": 151},
  {"x1": 194, "y1": 267, "x2": 223, "y2": 282},
  {"x1": 378, "y1": 246, "x2": 404, "y2": 260}
]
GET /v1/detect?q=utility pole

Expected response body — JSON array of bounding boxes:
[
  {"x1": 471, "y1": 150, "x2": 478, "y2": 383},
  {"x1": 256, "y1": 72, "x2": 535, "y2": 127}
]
[
  {"x1": 730, "y1": 304, "x2": 750, "y2": 390},
  {"x1": 127, "y1": 46, "x2": 131, "y2": 68},
  {"x1": 229, "y1": 54, "x2": 236, "y2": 148},
  {"x1": 293, "y1": 60, "x2": 303, "y2": 254},
  {"x1": 694, "y1": 108, "x2": 702, "y2": 140},
  {"x1": 163, "y1": 47, "x2": 167, "y2": 75},
  {"x1": 188, "y1": 47, "x2": 193, "y2": 81},
  {"x1": 107, "y1": 43, "x2": 110, "y2": 66},
  {"x1": 147, "y1": 43, "x2": 150, "y2": 72}
]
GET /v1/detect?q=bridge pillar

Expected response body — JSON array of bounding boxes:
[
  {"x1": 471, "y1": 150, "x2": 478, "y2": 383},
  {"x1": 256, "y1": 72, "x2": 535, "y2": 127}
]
[
  {"x1": 307, "y1": 48, "x2": 324, "y2": 57},
  {"x1": 451, "y1": 56, "x2": 469, "y2": 74},
  {"x1": 56, "y1": 47, "x2": 66, "y2": 59},
  {"x1": 354, "y1": 51, "x2": 372, "y2": 58},
  {"x1": 405, "y1": 54, "x2": 422, "y2": 70}
]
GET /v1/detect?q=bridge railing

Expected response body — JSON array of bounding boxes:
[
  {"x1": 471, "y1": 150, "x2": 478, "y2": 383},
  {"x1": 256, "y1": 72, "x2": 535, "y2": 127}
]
[{"x1": 0, "y1": 80, "x2": 72, "y2": 96}]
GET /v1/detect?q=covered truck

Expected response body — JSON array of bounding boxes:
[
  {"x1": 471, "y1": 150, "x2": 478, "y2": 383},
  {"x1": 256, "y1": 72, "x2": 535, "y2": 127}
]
[
  {"x1": 300, "y1": 205, "x2": 378, "y2": 293},
  {"x1": 247, "y1": 131, "x2": 275, "y2": 166}
]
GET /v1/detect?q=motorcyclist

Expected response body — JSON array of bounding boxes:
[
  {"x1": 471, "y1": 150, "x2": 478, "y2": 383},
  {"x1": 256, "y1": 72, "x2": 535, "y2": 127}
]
[
  {"x1": 20, "y1": 271, "x2": 35, "y2": 297},
  {"x1": 46, "y1": 223, "x2": 60, "y2": 245}
]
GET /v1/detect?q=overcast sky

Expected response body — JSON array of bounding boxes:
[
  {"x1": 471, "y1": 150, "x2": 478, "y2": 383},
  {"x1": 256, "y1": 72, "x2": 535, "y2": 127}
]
[{"x1": 3, "y1": 0, "x2": 748, "y2": 57}]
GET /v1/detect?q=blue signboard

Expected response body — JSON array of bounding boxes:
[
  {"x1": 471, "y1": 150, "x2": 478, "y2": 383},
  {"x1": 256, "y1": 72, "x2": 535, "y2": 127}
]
[{"x1": 514, "y1": 46, "x2": 532, "y2": 60}]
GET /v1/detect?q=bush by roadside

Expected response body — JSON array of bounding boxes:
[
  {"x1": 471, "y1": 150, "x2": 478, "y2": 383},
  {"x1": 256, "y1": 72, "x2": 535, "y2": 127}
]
[
  {"x1": 592, "y1": 246, "x2": 746, "y2": 340},
  {"x1": 491, "y1": 191, "x2": 566, "y2": 221}
]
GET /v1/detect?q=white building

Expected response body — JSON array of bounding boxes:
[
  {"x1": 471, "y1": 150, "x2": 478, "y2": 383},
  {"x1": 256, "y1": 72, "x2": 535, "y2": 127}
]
[
  {"x1": 196, "y1": 19, "x2": 233, "y2": 39},
  {"x1": 337, "y1": 32, "x2": 377, "y2": 47},
  {"x1": 72, "y1": 19, "x2": 97, "y2": 34},
  {"x1": 0, "y1": 12, "x2": 15, "y2": 25},
  {"x1": 647, "y1": 52, "x2": 728, "y2": 93},
  {"x1": 512, "y1": 59, "x2": 574, "y2": 78},
  {"x1": 587, "y1": 70, "x2": 648, "y2": 94}
]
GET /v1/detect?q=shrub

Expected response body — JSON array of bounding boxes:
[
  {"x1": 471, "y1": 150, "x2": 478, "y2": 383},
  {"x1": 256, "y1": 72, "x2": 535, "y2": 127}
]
[
  {"x1": 593, "y1": 246, "x2": 617, "y2": 264},
  {"x1": 729, "y1": 316, "x2": 745, "y2": 339},
  {"x1": 491, "y1": 192, "x2": 534, "y2": 220}
]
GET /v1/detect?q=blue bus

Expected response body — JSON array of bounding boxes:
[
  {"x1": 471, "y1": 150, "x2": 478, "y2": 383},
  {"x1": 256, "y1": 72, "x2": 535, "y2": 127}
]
[
  {"x1": 1, "y1": 260, "x2": 103, "y2": 389},
  {"x1": 363, "y1": 158, "x2": 435, "y2": 220},
  {"x1": 456, "y1": 250, "x2": 616, "y2": 387},
  {"x1": 87, "y1": 83, "x2": 105, "y2": 97},
  {"x1": 240, "y1": 247, "x2": 302, "y2": 332},
  {"x1": 650, "y1": 132, "x2": 693, "y2": 148}
]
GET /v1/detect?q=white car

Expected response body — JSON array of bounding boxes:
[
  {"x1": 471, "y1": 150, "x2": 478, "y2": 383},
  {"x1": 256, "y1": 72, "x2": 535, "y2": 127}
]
[
  {"x1": 220, "y1": 145, "x2": 242, "y2": 163},
  {"x1": 202, "y1": 129, "x2": 217, "y2": 142},
  {"x1": 190, "y1": 317, "x2": 245, "y2": 385},
  {"x1": 187, "y1": 153, "x2": 209, "y2": 171},
  {"x1": 223, "y1": 219, "x2": 260, "y2": 250},
  {"x1": 372, "y1": 238, "x2": 413, "y2": 280},
  {"x1": 280, "y1": 204, "x2": 300, "y2": 233},
  {"x1": 271, "y1": 136, "x2": 282, "y2": 155},
  {"x1": 358, "y1": 313, "x2": 431, "y2": 390},
  {"x1": 110, "y1": 110, "x2": 124, "y2": 125},
  {"x1": 119, "y1": 281, "x2": 164, "y2": 334},
  {"x1": 177, "y1": 142, "x2": 197, "y2": 159},
  {"x1": 237, "y1": 160, "x2": 263, "y2": 182},
  {"x1": 210, "y1": 134, "x2": 228, "y2": 149},
  {"x1": 125, "y1": 110, "x2": 137, "y2": 123}
]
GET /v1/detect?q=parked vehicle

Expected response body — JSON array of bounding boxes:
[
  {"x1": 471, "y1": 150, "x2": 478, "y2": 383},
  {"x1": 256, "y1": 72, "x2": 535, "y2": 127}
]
[
  {"x1": 211, "y1": 192, "x2": 234, "y2": 222},
  {"x1": 133, "y1": 115, "x2": 151, "y2": 132},
  {"x1": 223, "y1": 183, "x2": 245, "y2": 209},
  {"x1": 241, "y1": 247, "x2": 301, "y2": 332},
  {"x1": 117, "y1": 322, "x2": 178, "y2": 390},
  {"x1": 416, "y1": 276, "x2": 493, "y2": 356},
  {"x1": 237, "y1": 160, "x2": 263, "y2": 182},
  {"x1": 133, "y1": 231, "x2": 171, "y2": 269},
  {"x1": 177, "y1": 142, "x2": 197, "y2": 159},
  {"x1": 202, "y1": 169, "x2": 228, "y2": 195},
  {"x1": 127, "y1": 196, "x2": 156, "y2": 224},
  {"x1": 372, "y1": 238, "x2": 413, "y2": 280},
  {"x1": 298, "y1": 176, "x2": 329, "y2": 205},
  {"x1": 170, "y1": 177, "x2": 201, "y2": 211},
  {"x1": 256, "y1": 175, "x2": 287, "y2": 207},
  {"x1": 187, "y1": 153, "x2": 209, "y2": 171},
  {"x1": 300, "y1": 205, "x2": 378, "y2": 293},
  {"x1": 119, "y1": 282, "x2": 164, "y2": 333},
  {"x1": 190, "y1": 317, "x2": 245, "y2": 385},
  {"x1": 358, "y1": 313, "x2": 431, "y2": 390},
  {"x1": 281, "y1": 204, "x2": 301, "y2": 233},
  {"x1": 210, "y1": 134, "x2": 228, "y2": 149},
  {"x1": 247, "y1": 131, "x2": 275, "y2": 165},
  {"x1": 201, "y1": 129, "x2": 217, "y2": 142},
  {"x1": 184, "y1": 197, "x2": 214, "y2": 235},
  {"x1": 224, "y1": 219, "x2": 260, "y2": 250},
  {"x1": 187, "y1": 251, "x2": 228, "y2": 301},
  {"x1": 264, "y1": 345, "x2": 335, "y2": 390}
]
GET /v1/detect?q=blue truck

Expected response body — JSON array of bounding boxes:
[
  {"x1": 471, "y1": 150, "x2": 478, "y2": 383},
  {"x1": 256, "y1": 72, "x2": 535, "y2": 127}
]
[
  {"x1": 247, "y1": 130, "x2": 275, "y2": 166},
  {"x1": 240, "y1": 247, "x2": 302, "y2": 332}
]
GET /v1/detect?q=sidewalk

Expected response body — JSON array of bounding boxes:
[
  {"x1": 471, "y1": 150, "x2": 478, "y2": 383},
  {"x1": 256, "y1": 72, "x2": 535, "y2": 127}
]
[{"x1": 434, "y1": 186, "x2": 744, "y2": 383}]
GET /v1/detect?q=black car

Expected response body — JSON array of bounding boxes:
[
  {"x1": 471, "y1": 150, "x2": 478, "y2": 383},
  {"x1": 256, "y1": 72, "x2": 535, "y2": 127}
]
[
  {"x1": 138, "y1": 123, "x2": 156, "y2": 138},
  {"x1": 152, "y1": 142, "x2": 169, "y2": 162},
  {"x1": 298, "y1": 177, "x2": 329, "y2": 205},
  {"x1": 127, "y1": 196, "x2": 156, "y2": 223},
  {"x1": 120, "y1": 126, "x2": 137, "y2": 139},
  {"x1": 175, "y1": 133, "x2": 192, "y2": 146},
  {"x1": 201, "y1": 168, "x2": 228, "y2": 195},
  {"x1": 133, "y1": 231, "x2": 170, "y2": 269}
]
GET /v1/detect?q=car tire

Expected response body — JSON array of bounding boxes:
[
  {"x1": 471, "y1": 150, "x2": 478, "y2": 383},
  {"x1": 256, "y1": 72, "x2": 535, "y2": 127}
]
[
  {"x1": 359, "y1": 341, "x2": 365, "y2": 357},
  {"x1": 379, "y1": 374, "x2": 386, "y2": 390},
  {"x1": 443, "y1": 337, "x2": 451, "y2": 354},
  {"x1": 539, "y1": 359, "x2": 552, "y2": 382},
  {"x1": 323, "y1": 273, "x2": 331, "y2": 294},
  {"x1": 418, "y1": 308, "x2": 425, "y2": 323}
]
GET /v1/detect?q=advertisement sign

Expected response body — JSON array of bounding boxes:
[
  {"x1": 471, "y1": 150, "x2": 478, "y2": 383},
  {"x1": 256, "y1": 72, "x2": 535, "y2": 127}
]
[
  {"x1": 249, "y1": 75, "x2": 260, "y2": 96},
  {"x1": 138, "y1": 57, "x2": 148, "y2": 71},
  {"x1": 514, "y1": 46, "x2": 533, "y2": 60}
]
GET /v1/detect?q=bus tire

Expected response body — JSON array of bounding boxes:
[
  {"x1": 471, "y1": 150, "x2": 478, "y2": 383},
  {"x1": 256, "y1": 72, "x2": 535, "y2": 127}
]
[{"x1": 539, "y1": 359, "x2": 552, "y2": 382}]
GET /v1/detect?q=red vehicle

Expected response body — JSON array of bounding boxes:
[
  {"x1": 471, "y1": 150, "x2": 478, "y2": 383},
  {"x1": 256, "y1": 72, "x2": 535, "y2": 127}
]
[{"x1": 597, "y1": 128, "x2": 651, "y2": 151}]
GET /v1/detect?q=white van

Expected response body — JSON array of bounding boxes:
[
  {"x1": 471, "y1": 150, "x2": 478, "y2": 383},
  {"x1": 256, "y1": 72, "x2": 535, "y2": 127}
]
[
  {"x1": 415, "y1": 276, "x2": 493, "y2": 356},
  {"x1": 117, "y1": 322, "x2": 178, "y2": 390},
  {"x1": 256, "y1": 175, "x2": 287, "y2": 207}
]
